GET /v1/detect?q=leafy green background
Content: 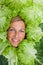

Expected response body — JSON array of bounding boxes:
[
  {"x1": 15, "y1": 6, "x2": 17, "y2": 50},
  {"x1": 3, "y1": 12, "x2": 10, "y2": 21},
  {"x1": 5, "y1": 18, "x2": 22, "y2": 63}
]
[{"x1": 0, "y1": 0, "x2": 43, "y2": 65}]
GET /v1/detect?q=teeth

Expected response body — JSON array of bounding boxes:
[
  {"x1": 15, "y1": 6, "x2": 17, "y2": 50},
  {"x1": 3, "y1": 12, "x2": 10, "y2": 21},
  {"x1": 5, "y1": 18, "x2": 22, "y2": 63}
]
[
  {"x1": 14, "y1": 40, "x2": 18, "y2": 42},
  {"x1": 12, "y1": 39, "x2": 19, "y2": 42}
]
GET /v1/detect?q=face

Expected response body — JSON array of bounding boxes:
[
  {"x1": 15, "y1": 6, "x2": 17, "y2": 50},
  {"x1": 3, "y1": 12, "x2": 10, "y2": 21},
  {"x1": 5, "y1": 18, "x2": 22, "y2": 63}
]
[{"x1": 7, "y1": 20, "x2": 25, "y2": 47}]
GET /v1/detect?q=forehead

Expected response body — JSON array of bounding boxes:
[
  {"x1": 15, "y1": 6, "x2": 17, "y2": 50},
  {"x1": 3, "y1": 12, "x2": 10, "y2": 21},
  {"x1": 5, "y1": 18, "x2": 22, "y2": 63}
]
[{"x1": 10, "y1": 21, "x2": 25, "y2": 29}]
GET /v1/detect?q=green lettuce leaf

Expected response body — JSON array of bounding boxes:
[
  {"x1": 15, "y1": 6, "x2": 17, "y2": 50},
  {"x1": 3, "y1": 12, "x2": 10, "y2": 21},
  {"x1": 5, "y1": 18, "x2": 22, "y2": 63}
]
[
  {"x1": 2, "y1": 46, "x2": 18, "y2": 65},
  {"x1": 34, "y1": 37, "x2": 43, "y2": 65},
  {"x1": 17, "y1": 40, "x2": 37, "y2": 65}
]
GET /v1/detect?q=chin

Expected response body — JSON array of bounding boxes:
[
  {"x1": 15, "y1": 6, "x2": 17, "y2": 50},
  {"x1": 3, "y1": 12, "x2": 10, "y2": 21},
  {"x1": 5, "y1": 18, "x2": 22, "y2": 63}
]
[
  {"x1": 13, "y1": 44, "x2": 18, "y2": 47},
  {"x1": 11, "y1": 42, "x2": 19, "y2": 48}
]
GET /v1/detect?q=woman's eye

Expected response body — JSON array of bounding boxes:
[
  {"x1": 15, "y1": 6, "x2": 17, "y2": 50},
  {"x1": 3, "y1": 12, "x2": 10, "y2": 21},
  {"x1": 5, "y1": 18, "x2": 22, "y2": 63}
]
[
  {"x1": 19, "y1": 30, "x2": 25, "y2": 32},
  {"x1": 9, "y1": 29, "x2": 15, "y2": 31}
]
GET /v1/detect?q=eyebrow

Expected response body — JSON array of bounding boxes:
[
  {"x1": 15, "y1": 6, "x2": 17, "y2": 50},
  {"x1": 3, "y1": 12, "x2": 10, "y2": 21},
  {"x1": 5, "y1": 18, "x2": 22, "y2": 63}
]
[{"x1": 7, "y1": 27, "x2": 14, "y2": 31}]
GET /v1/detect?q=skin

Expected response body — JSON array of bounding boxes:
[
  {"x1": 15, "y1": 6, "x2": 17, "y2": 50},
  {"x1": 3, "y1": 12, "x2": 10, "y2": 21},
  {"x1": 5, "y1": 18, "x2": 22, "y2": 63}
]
[{"x1": 7, "y1": 20, "x2": 25, "y2": 47}]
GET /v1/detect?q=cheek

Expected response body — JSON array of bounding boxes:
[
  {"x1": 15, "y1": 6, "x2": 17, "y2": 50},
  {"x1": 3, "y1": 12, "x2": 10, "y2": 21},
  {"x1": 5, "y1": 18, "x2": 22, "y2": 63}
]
[
  {"x1": 7, "y1": 32, "x2": 15, "y2": 40},
  {"x1": 19, "y1": 33, "x2": 25, "y2": 41}
]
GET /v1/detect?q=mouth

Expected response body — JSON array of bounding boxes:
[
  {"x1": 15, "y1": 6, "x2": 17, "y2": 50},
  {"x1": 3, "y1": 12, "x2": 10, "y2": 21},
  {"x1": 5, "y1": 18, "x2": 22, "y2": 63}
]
[
  {"x1": 10, "y1": 38, "x2": 20, "y2": 47},
  {"x1": 12, "y1": 39, "x2": 19, "y2": 42},
  {"x1": 11, "y1": 38, "x2": 20, "y2": 44}
]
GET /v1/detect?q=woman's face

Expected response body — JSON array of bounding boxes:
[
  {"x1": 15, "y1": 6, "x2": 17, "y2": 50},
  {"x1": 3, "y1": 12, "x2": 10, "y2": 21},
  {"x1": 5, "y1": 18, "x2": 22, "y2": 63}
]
[{"x1": 7, "y1": 20, "x2": 25, "y2": 47}]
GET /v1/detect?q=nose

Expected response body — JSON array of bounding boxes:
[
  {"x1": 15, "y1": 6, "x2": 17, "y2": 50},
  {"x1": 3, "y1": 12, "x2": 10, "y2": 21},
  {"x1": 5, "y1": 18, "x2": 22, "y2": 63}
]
[{"x1": 15, "y1": 31, "x2": 19, "y2": 38}]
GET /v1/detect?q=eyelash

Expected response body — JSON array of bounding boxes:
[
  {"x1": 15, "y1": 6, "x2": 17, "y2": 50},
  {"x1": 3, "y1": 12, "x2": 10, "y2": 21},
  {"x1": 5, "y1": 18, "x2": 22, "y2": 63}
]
[
  {"x1": 19, "y1": 30, "x2": 24, "y2": 32},
  {"x1": 9, "y1": 29, "x2": 15, "y2": 31}
]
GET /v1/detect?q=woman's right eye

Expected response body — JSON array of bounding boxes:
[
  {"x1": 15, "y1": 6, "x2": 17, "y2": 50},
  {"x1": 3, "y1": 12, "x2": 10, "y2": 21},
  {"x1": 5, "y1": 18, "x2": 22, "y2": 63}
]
[{"x1": 9, "y1": 28, "x2": 15, "y2": 31}]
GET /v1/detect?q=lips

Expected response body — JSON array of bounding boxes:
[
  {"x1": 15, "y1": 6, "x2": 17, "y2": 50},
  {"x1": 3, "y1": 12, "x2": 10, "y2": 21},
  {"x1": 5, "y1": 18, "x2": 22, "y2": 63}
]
[
  {"x1": 13, "y1": 40, "x2": 19, "y2": 42},
  {"x1": 12, "y1": 38, "x2": 19, "y2": 43}
]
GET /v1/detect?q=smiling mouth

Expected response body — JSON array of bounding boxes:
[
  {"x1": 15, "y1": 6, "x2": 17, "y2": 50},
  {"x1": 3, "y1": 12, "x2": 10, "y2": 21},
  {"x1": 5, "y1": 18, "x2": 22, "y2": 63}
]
[
  {"x1": 12, "y1": 38, "x2": 19, "y2": 43},
  {"x1": 10, "y1": 38, "x2": 20, "y2": 47}
]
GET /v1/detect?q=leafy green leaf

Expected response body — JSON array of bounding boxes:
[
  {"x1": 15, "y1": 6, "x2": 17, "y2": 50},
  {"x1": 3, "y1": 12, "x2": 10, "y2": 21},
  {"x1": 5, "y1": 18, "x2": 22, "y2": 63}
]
[
  {"x1": 17, "y1": 40, "x2": 37, "y2": 65},
  {"x1": 2, "y1": 46, "x2": 18, "y2": 65},
  {"x1": 0, "y1": 55, "x2": 8, "y2": 65},
  {"x1": 34, "y1": 37, "x2": 43, "y2": 65}
]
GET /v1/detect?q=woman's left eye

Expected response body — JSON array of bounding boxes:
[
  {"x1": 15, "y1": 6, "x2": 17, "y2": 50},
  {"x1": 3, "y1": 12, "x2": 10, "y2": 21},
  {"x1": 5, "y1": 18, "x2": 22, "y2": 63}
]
[{"x1": 19, "y1": 30, "x2": 25, "y2": 32}]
